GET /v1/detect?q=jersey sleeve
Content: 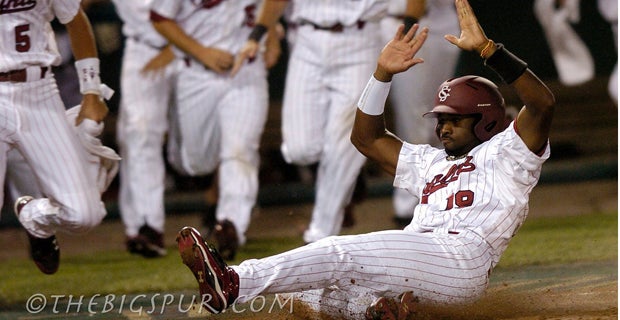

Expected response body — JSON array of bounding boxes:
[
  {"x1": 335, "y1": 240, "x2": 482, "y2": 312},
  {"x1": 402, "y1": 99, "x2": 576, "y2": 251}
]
[
  {"x1": 393, "y1": 142, "x2": 440, "y2": 196},
  {"x1": 490, "y1": 121, "x2": 550, "y2": 186},
  {"x1": 150, "y1": 0, "x2": 181, "y2": 20},
  {"x1": 52, "y1": 0, "x2": 81, "y2": 24}
]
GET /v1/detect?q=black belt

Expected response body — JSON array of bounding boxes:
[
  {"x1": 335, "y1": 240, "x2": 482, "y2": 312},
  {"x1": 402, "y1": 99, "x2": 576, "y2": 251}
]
[
  {"x1": 299, "y1": 20, "x2": 366, "y2": 32},
  {"x1": 0, "y1": 66, "x2": 49, "y2": 83}
]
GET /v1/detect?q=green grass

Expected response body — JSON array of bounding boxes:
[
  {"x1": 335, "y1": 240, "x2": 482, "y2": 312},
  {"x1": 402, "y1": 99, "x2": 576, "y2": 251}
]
[
  {"x1": 0, "y1": 211, "x2": 616, "y2": 310},
  {"x1": 498, "y1": 211, "x2": 617, "y2": 267}
]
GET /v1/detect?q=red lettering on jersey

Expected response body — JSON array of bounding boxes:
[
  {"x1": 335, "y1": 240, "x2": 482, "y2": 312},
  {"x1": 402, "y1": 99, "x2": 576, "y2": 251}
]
[
  {"x1": 421, "y1": 156, "x2": 476, "y2": 204},
  {"x1": 0, "y1": 0, "x2": 36, "y2": 14},
  {"x1": 243, "y1": 4, "x2": 257, "y2": 27},
  {"x1": 192, "y1": 0, "x2": 225, "y2": 9}
]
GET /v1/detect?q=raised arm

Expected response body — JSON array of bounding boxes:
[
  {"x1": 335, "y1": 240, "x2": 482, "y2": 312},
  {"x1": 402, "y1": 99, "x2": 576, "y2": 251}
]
[
  {"x1": 351, "y1": 25, "x2": 428, "y2": 176},
  {"x1": 403, "y1": 0, "x2": 425, "y2": 32},
  {"x1": 445, "y1": 0, "x2": 555, "y2": 153}
]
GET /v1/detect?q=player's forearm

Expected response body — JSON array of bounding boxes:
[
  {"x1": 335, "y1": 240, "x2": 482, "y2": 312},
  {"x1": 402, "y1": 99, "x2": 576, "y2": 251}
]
[
  {"x1": 351, "y1": 110, "x2": 401, "y2": 176},
  {"x1": 64, "y1": 9, "x2": 98, "y2": 60},
  {"x1": 351, "y1": 76, "x2": 402, "y2": 175},
  {"x1": 256, "y1": 0, "x2": 289, "y2": 28},
  {"x1": 66, "y1": 9, "x2": 109, "y2": 103},
  {"x1": 405, "y1": 0, "x2": 425, "y2": 19},
  {"x1": 150, "y1": 15, "x2": 200, "y2": 60}
]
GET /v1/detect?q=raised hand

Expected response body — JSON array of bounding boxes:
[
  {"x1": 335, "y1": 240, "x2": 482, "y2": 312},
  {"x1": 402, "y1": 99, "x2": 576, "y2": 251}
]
[
  {"x1": 444, "y1": 0, "x2": 493, "y2": 57},
  {"x1": 375, "y1": 24, "x2": 428, "y2": 81}
]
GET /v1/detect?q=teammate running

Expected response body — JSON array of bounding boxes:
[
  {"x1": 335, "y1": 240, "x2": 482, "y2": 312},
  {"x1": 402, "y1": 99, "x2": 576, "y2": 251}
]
[
  {"x1": 150, "y1": 0, "x2": 281, "y2": 260},
  {"x1": 175, "y1": 0, "x2": 555, "y2": 318},
  {"x1": 2, "y1": 0, "x2": 111, "y2": 274}
]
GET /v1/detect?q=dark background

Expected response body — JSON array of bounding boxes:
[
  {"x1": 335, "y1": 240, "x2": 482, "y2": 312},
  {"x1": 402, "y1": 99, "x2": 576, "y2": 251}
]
[{"x1": 84, "y1": 0, "x2": 617, "y2": 111}]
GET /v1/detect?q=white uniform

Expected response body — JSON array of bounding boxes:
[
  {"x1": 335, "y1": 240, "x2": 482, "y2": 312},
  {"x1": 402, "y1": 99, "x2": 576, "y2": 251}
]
[
  {"x1": 112, "y1": 0, "x2": 178, "y2": 239},
  {"x1": 381, "y1": 0, "x2": 460, "y2": 221},
  {"x1": 598, "y1": 0, "x2": 618, "y2": 103},
  {"x1": 151, "y1": 0, "x2": 269, "y2": 246},
  {"x1": 0, "y1": 0, "x2": 107, "y2": 238},
  {"x1": 533, "y1": 0, "x2": 595, "y2": 86},
  {"x1": 279, "y1": 0, "x2": 388, "y2": 243},
  {"x1": 232, "y1": 122, "x2": 550, "y2": 318}
]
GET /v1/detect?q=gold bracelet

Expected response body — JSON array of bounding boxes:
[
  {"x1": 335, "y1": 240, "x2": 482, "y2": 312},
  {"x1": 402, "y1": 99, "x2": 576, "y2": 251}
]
[{"x1": 480, "y1": 39, "x2": 494, "y2": 59}]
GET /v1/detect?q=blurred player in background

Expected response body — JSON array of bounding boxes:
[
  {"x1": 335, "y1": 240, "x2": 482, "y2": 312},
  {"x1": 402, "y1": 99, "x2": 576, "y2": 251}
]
[
  {"x1": 111, "y1": 0, "x2": 179, "y2": 258},
  {"x1": 234, "y1": 0, "x2": 417, "y2": 244},
  {"x1": 150, "y1": 0, "x2": 281, "y2": 260}
]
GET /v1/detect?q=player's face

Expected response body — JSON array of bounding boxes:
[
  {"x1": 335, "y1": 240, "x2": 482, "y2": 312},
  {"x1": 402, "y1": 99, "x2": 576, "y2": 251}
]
[{"x1": 435, "y1": 114, "x2": 481, "y2": 156}]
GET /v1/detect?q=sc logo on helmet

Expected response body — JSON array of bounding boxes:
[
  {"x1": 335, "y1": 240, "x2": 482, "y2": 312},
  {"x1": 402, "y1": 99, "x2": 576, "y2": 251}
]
[{"x1": 438, "y1": 85, "x2": 451, "y2": 102}]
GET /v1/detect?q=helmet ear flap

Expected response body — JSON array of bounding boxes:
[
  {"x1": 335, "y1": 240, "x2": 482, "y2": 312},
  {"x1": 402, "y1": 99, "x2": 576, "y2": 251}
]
[{"x1": 483, "y1": 120, "x2": 497, "y2": 134}]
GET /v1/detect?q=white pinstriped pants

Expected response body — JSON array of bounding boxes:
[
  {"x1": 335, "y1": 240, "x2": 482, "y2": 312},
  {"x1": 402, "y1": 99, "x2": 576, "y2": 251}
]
[
  {"x1": 116, "y1": 39, "x2": 178, "y2": 237},
  {"x1": 280, "y1": 23, "x2": 383, "y2": 243},
  {"x1": 0, "y1": 74, "x2": 106, "y2": 238},
  {"x1": 234, "y1": 229, "x2": 493, "y2": 318},
  {"x1": 167, "y1": 59, "x2": 269, "y2": 245}
]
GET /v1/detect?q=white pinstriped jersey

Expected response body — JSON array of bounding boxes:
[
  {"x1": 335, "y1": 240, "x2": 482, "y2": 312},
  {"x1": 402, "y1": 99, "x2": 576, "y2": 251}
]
[
  {"x1": 150, "y1": 0, "x2": 261, "y2": 55},
  {"x1": 286, "y1": 0, "x2": 388, "y2": 26},
  {"x1": 111, "y1": 0, "x2": 167, "y2": 48},
  {"x1": 0, "y1": 0, "x2": 80, "y2": 71},
  {"x1": 394, "y1": 122, "x2": 550, "y2": 267}
]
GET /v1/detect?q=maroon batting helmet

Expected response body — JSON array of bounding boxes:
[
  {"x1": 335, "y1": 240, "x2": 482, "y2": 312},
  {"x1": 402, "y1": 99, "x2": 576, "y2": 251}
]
[{"x1": 423, "y1": 75, "x2": 507, "y2": 142}]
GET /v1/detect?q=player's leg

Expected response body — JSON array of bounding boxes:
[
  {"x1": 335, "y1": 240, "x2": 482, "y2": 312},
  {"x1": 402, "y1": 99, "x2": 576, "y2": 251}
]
[
  {"x1": 216, "y1": 64, "x2": 269, "y2": 255},
  {"x1": 116, "y1": 40, "x2": 175, "y2": 256},
  {"x1": 167, "y1": 67, "x2": 220, "y2": 176},
  {"x1": 302, "y1": 27, "x2": 381, "y2": 243},
  {"x1": 14, "y1": 78, "x2": 106, "y2": 238},
  {"x1": 280, "y1": 43, "x2": 328, "y2": 166},
  {"x1": 234, "y1": 230, "x2": 492, "y2": 306},
  {"x1": 6, "y1": 147, "x2": 43, "y2": 201}
]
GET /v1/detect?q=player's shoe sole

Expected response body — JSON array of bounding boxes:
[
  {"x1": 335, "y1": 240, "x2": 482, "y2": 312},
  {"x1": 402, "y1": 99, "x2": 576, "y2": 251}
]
[{"x1": 176, "y1": 226, "x2": 239, "y2": 313}]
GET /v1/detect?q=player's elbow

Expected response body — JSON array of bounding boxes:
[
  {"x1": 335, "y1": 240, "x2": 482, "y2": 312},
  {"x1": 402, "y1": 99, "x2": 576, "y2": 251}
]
[{"x1": 350, "y1": 131, "x2": 375, "y2": 159}]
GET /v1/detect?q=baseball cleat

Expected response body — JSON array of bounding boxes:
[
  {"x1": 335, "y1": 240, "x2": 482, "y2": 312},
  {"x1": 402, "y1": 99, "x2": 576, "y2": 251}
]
[
  {"x1": 396, "y1": 291, "x2": 418, "y2": 318},
  {"x1": 139, "y1": 224, "x2": 167, "y2": 257},
  {"x1": 214, "y1": 219, "x2": 239, "y2": 261},
  {"x1": 14, "y1": 195, "x2": 34, "y2": 215},
  {"x1": 176, "y1": 226, "x2": 239, "y2": 313},
  {"x1": 14, "y1": 196, "x2": 60, "y2": 275},
  {"x1": 27, "y1": 235, "x2": 60, "y2": 275},
  {"x1": 365, "y1": 291, "x2": 419, "y2": 320},
  {"x1": 365, "y1": 296, "x2": 398, "y2": 320}
]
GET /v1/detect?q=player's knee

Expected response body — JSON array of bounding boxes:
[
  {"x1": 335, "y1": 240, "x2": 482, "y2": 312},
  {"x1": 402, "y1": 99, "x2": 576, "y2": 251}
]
[
  {"x1": 281, "y1": 143, "x2": 321, "y2": 165},
  {"x1": 63, "y1": 201, "x2": 106, "y2": 234}
]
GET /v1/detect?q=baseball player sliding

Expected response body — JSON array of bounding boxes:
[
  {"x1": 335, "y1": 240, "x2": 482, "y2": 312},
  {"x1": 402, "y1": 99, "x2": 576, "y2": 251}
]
[
  {"x1": 175, "y1": 0, "x2": 556, "y2": 318},
  {"x1": 1, "y1": 0, "x2": 113, "y2": 275}
]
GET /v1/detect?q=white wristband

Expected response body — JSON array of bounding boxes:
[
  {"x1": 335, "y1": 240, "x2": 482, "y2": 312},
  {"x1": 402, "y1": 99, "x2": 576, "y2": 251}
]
[
  {"x1": 357, "y1": 75, "x2": 391, "y2": 115},
  {"x1": 75, "y1": 58, "x2": 102, "y2": 96}
]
